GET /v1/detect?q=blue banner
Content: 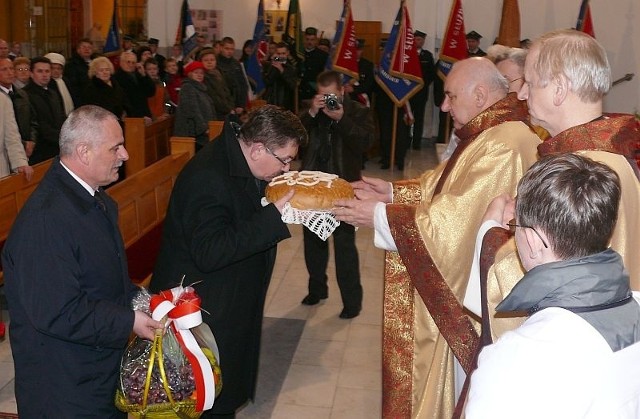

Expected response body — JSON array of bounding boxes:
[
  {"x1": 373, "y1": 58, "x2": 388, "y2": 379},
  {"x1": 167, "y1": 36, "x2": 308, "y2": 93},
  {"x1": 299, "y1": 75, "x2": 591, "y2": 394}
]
[{"x1": 246, "y1": 0, "x2": 268, "y2": 95}]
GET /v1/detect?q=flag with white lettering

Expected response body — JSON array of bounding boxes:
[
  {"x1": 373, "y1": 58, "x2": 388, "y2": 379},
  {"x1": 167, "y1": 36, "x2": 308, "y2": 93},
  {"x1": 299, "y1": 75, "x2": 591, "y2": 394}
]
[
  {"x1": 246, "y1": 0, "x2": 268, "y2": 95},
  {"x1": 375, "y1": 0, "x2": 424, "y2": 107},
  {"x1": 328, "y1": 0, "x2": 359, "y2": 82},
  {"x1": 437, "y1": 0, "x2": 468, "y2": 80}
]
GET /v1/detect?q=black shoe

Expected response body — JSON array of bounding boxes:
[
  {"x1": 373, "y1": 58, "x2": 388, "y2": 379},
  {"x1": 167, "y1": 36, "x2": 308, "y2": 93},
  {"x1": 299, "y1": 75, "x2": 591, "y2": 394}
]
[
  {"x1": 396, "y1": 162, "x2": 405, "y2": 170},
  {"x1": 380, "y1": 163, "x2": 390, "y2": 170},
  {"x1": 339, "y1": 307, "x2": 361, "y2": 319},
  {"x1": 301, "y1": 294, "x2": 327, "y2": 306},
  {"x1": 412, "y1": 145, "x2": 421, "y2": 150}
]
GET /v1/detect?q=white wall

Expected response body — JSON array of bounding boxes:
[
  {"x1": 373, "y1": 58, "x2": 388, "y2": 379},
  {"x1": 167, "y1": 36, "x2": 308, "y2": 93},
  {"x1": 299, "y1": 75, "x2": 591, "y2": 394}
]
[{"x1": 147, "y1": 0, "x2": 640, "y2": 113}]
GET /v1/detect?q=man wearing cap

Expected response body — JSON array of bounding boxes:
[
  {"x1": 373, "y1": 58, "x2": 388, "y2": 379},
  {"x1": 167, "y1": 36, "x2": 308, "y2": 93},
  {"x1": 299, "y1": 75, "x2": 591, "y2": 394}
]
[
  {"x1": 44, "y1": 52, "x2": 74, "y2": 116},
  {"x1": 148, "y1": 38, "x2": 166, "y2": 78},
  {"x1": 466, "y1": 31, "x2": 486, "y2": 57},
  {"x1": 64, "y1": 38, "x2": 93, "y2": 106},
  {"x1": 345, "y1": 39, "x2": 374, "y2": 108},
  {"x1": 298, "y1": 27, "x2": 329, "y2": 105},
  {"x1": 122, "y1": 35, "x2": 135, "y2": 53},
  {"x1": 410, "y1": 30, "x2": 435, "y2": 150}
]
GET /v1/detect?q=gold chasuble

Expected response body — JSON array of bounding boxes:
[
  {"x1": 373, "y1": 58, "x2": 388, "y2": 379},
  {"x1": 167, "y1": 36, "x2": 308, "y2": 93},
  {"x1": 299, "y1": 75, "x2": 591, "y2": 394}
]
[
  {"x1": 483, "y1": 113, "x2": 640, "y2": 359},
  {"x1": 382, "y1": 94, "x2": 541, "y2": 419},
  {"x1": 539, "y1": 114, "x2": 640, "y2": 286}
]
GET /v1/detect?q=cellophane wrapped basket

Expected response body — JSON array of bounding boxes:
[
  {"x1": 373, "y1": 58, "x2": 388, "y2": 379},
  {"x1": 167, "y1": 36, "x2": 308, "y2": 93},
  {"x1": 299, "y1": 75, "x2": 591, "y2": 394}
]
[{"x1": 116, "y1": 287, "x2": 222, "y2": 418}]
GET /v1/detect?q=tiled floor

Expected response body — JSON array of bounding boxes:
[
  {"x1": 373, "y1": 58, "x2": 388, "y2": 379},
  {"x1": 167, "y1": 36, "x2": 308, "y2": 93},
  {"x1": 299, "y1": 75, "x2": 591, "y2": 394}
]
[{"x1": 0, "y1": 142, "x2": 440, "y2": 418}]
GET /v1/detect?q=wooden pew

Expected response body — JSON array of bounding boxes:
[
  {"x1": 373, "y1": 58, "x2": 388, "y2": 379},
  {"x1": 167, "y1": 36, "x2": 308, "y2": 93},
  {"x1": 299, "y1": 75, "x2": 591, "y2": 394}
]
[
  {"x1": 209, "y1": 121, "x2": 225, "y2": 141},
  {"x1": 0, "y1": 159, "x2": 54, "y2": 279},
  {"x1": 124, "y1": 115, "x2": 175, "y2": 177},
  {"x1": 0, "y1": 138, "x2": 194, "y2": 287}
]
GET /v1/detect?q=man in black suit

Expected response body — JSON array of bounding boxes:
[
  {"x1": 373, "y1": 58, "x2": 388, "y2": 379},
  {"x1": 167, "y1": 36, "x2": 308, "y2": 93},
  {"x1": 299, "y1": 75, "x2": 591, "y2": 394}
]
[
  {"x1": 467, "y1": 30, "x2": 486, "y2": 57},
  {"x1": 151, "y1": 106, "x2": 306, "y2": 418},
  {"x1": 298, "y1": 27, "x2": 329, "y2": 106},
  {"x1": 22, "y1": 56, "x2": 67, "y2": 164},
  {"x1": 2, "y1": 105, "x2": 161, "y2": 418},
  {"x1": 113, "y1": 51, "x2": 155, "y2": 119},
  {"x1": 410, "y1": 30, "x2": 435, "y2": 149},
  {"x1": 148, "y1": 37, "x2": 166, "y2": 78},
  {"x1": 299, "y1": 70, "x2": 374, "y2": 319},
  {"x1": 345, "y1": 39, "x2": 375, "y2": 106},
  {"x1": 64, "y1": 38, "x2": 93, "y2": 106}
]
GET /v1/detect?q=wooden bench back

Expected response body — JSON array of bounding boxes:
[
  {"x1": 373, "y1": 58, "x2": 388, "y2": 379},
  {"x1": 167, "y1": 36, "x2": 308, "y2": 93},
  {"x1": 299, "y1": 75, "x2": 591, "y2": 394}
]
[{"x1": 124, "y1": 116, "x2": 175, "y2": 177}]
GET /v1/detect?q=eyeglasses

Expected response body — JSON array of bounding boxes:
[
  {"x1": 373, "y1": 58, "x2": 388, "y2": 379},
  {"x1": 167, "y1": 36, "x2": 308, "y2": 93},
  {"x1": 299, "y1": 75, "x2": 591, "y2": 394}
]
[
  {"x1": 15, "y1": 67, "x2": 29, "y2": 72},
  {"x1": 265, "y1": 146, "x2": 293, "y2": 166},
  {"x1": 508, "y1": 77, "x2": 523, "y2": 85},
  {"x1": 506, "y1": 220, "x2": 549, "y2": 249}
]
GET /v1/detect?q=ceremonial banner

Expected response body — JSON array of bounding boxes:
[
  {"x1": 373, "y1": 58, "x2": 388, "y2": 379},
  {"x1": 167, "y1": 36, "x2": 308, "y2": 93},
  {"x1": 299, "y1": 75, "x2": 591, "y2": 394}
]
[
  {"x1": 246, "y1": 0, "x2": 269, "y2": 95},
  {"x1": 175, "y1": 0, "x2": 198, "y2": 60},
  {"x1": 576, "y1": 0, "x2": 595, "y2": 38},
  {"x1": 284, "y1": 0, "x2": 304, "y2": 60},
  {"x1": 374, "y1": 0, "x2": 424, "y2": 107},
  {"x1": 328, "y1": 0, "x2": 359, "y2": 82},
  {"x1": 103, "y1": 0, "x2": 121, "y2": 58},
  {"x1": 496, "y1": 0, "x2": 521, "y2": 47},
  {"x1": 437, "y1": 0, "x2": 468, "y2": 80}
]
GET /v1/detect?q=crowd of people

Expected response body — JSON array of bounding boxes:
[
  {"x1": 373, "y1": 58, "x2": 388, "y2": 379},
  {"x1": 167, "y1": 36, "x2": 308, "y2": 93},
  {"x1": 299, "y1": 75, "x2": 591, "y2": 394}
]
[{"x1": 0, "y1": 22, "x2": 639, "y2": 419}]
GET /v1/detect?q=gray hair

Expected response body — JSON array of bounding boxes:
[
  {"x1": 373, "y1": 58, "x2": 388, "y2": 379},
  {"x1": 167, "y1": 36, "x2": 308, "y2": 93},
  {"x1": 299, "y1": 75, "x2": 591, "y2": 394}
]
[
  {"x1": 88, "y1": 56, "x2": 114, "y2": 78},
  {"x1": 531, "y1": 29, "x2": 610, "y2": 102},
  {"x1": 59, "y1": 106, "x2": 119, "y2": 156}
]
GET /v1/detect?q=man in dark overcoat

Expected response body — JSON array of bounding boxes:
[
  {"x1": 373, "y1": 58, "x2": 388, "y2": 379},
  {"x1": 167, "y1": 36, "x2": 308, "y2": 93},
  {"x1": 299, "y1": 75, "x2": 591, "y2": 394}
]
[
  {"x1": 150, "y1": 106, "x2": 307, "y2": 418},
  {"x1": 2, "y1": 105, "x2": 160, "y2": 418}
]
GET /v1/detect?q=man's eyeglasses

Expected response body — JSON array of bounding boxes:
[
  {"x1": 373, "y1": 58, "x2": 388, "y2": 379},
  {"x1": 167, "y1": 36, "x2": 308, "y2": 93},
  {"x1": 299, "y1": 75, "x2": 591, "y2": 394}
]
[
  {"x1": 508, "y1": 77, "x2": 523, "y2": 85},
  {"x1": 507, "y1": 220, "x2": 549, "y2": 249},
  {"x1": 265, "y1": 146, "x2": 293, "y2": 166}
]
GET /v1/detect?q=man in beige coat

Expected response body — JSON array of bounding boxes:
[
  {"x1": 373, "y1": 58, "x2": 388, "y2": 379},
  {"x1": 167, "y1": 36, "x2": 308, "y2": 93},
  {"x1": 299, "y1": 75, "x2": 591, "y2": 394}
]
[{"x1": 0, "y1": 92, "x2": 32, "y2": 180}]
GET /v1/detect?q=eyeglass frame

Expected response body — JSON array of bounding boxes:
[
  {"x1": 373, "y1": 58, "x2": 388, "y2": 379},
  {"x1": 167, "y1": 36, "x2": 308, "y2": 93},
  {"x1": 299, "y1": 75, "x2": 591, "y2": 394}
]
[
  {"x1": 506, "y1": 220, "x2": 549, "y2": 249},
  {"x1": 508, "y1": 77, "x2": 524, "y2": 85},
  {"x1": 264, "y1": 146, "x2": 293, "y2": 166}
]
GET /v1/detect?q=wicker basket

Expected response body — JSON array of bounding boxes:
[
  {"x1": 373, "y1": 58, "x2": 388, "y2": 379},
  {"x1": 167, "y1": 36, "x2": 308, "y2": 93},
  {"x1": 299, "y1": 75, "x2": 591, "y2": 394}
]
[{"x1": 116, "y1": 329, "x2": 222, "y2": 418}]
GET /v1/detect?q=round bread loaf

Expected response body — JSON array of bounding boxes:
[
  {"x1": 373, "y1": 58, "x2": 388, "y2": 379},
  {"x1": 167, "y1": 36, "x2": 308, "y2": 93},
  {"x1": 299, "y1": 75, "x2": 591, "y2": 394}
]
[{"x1": 265, "y1": 170, "x2": 354, "y2": 210}]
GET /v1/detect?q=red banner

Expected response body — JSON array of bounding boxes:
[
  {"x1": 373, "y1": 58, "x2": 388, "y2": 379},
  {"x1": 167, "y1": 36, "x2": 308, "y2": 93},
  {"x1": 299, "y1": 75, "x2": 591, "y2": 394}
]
[
  {"x1": 331, "y1": 0, "x2": 359, "y2": 80},
  {"x1": 576, "y1": 0, "x2": 595, "y2": 38},
  {"x1": 437, "y1": 0, "x2": 468, "y2": 80}
]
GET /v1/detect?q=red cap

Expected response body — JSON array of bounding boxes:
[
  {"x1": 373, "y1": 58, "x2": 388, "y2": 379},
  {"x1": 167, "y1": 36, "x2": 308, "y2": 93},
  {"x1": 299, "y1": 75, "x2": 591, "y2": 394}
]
[{"x1": 184, "y1": 60, "x2": 206, "y2": 75}]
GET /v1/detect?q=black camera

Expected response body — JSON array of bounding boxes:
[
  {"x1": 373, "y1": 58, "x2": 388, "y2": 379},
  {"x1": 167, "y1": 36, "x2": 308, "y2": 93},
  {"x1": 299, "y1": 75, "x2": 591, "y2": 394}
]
[
  {"x1": 272, "y1": 56, "x2": 286, "y2": 63},
  {"x1": 323, "y1": 93, "x2": 342, "y2": 111}
]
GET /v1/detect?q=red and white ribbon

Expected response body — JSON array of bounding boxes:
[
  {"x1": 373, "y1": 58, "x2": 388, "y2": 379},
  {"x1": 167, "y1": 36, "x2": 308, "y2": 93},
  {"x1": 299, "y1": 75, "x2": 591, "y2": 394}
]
[{"x1": 150, "y1": 286, "x2": 216, "y2": 411}]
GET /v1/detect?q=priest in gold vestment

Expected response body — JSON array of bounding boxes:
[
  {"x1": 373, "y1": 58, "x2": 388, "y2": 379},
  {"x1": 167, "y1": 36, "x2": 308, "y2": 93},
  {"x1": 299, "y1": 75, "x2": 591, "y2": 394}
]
[
  {"x1": 334, "y1": 58, "x2": 541, "y2": 418},
  {"x1": 466, "y1": 30, "x2": 640, "y2": 352}
]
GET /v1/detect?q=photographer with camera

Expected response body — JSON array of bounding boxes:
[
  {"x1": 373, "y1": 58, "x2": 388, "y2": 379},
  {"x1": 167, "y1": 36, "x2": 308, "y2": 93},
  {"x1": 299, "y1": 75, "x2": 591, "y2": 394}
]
[
  {"x1": 298, "y1": 70, "x2": 374, "y2": 319},
  {"x1": 263, "y1": 42, "x2": 298, "y2": 112}
]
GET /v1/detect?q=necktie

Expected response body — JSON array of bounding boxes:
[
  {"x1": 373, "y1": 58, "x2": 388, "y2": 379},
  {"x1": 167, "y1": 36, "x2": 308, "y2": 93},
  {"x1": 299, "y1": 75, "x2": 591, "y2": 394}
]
[
  {"x1": 94, "y1": 190, "x2": 107, "y2": 212},
  {"x1": 7, "y1": 89, "x2": 15, "y2": 101}
]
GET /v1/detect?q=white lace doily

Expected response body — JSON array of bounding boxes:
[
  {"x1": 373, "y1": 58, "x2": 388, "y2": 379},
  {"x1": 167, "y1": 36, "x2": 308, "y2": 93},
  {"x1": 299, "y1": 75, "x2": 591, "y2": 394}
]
[{"x1": 262, "y1": 198, "x2": 340, "y2": 241}]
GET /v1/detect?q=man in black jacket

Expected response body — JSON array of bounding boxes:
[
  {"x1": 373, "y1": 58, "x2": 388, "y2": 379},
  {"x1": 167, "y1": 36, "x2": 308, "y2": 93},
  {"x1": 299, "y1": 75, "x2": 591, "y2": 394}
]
[
  {"x1": 263, "y1": 42, "x2": 298, "y2": 112},
  {"x1": 64, "y1": 38, "x2": 93, "y2": 106},
  {"x1": 0, "y1": 58, "x2": 38, "y2": 159},
  {"x1": 409, "y1": 30, "x2": 435, "y2": 150},
  {"x1": 298, "y1": 27, "x2": 329, "y2": 105},
  {"x1": 151, "y1": 106, "x2": 306, "y2": 418},
  {"x1": 22, "y1": 56, "x2": 66, "y2": 164},
  {"x1": 217, "y1": 37, "x2": 248, "y2": 114},
  {"x1": 113, "y1": 51, "x2": 155, "y2": 119},
  {"x1": 299, "y1": 70, "x2": 374, "y2": 319},
  {"x1": 3, "y1": 105, "x2": 161, "y2": 418}
]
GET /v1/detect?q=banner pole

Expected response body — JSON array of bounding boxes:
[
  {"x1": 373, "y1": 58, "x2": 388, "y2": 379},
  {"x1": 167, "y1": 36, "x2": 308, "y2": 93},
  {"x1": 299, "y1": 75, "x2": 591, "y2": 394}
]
[{"x1": 390, "y1": 105, "x2": 398, "y2": 169}]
